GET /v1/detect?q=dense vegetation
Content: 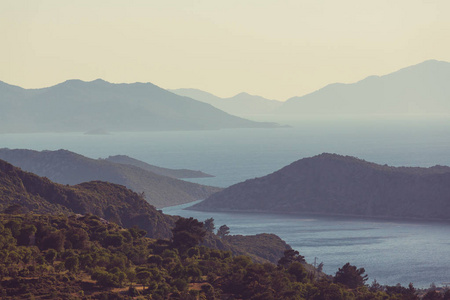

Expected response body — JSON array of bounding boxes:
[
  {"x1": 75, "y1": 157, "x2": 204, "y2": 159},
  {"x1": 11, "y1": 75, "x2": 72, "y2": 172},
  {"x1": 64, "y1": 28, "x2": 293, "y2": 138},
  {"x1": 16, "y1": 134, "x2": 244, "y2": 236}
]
[
  {"x1": 0, "y1": 158, "x2": 292, "y2": 263},
  {"x1": 0, "y1": 158, "x2": 175, "y2": 238},
  {"x1": 2, "y1": 212, "x2": 447, "y2": 299},
  {"x1": 191, "y1": 153, "x2": 450, "y2": 221},
  {"x1": 0, "y1": 149, "x2": 220, "y2": 208},
  {"x1": 2, "y1": 158, "x2": 449, "y2": 299}
]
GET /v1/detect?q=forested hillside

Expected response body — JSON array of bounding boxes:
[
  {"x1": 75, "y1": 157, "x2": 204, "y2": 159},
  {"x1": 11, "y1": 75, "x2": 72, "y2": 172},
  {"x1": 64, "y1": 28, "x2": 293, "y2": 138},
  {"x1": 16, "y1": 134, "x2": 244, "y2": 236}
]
[
  {"x1": 0, "y1": 212, "x2": 436, "y2": 299},
  {"x1": 191, "y1": 153, "x2": 450, "y2": 221}
]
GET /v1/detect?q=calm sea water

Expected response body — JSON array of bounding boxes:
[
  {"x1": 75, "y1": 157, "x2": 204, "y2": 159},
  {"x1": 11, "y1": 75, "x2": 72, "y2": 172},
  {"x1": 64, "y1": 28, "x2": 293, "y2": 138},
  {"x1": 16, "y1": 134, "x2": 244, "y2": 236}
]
[
  {"x1": 2, "y1": 116, "x2": 450, "y2": 287},
  {"x1": 164, "y1": 202, "x2": 450, "y2": 288}
]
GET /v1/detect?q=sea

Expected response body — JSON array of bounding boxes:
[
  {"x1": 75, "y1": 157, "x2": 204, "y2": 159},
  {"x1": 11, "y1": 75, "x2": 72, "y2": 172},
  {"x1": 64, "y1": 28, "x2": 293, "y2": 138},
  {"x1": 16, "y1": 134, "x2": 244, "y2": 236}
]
[{"x1": 1, "y1": 115, "x2": 450, "y2": 288}]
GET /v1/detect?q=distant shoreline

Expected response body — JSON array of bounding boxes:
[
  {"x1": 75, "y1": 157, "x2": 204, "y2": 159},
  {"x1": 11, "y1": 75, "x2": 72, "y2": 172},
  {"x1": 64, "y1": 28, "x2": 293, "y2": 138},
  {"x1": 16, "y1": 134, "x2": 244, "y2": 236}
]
[{"x1": 185, "y1": 205, "x2": 450, "y2": 225}]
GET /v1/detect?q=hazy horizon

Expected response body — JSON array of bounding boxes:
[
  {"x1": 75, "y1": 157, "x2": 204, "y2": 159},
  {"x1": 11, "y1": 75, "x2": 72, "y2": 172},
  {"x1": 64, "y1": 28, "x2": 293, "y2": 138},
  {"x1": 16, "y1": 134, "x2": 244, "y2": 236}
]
[
  {"x1": 2, "y1": 1, "x2": 450, "y2": 100},
  {"x1": 2, "y1": 58, "x2": 448, "y2": 104}
]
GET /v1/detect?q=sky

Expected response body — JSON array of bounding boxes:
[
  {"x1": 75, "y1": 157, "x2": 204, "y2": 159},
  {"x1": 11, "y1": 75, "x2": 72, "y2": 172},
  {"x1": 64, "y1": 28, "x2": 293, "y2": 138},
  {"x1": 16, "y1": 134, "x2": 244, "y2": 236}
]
[{"x1": 1, "y1": 0, "x2": 450, "y2": 100}]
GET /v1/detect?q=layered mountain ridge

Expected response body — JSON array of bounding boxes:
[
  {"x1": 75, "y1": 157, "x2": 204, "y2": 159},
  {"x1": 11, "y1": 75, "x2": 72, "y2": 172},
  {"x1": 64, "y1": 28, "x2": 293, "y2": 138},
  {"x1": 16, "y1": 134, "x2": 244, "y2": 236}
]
[
  {"x1": 170, "y1": 88, "x2": 282, "y2": 116},
  {"x1": 0, "y1": 79, "x2": 278, "y2": 133},
  {"x1": 0, "y1": 148, "x2": 220, "y2": 208}
]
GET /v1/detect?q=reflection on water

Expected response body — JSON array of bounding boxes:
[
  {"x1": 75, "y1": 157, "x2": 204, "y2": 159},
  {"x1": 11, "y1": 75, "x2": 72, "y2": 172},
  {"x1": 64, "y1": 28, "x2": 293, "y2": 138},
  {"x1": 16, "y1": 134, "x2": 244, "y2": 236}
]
[{"x1": 163, "y1": 202, "x2": 450, "y2": 288}]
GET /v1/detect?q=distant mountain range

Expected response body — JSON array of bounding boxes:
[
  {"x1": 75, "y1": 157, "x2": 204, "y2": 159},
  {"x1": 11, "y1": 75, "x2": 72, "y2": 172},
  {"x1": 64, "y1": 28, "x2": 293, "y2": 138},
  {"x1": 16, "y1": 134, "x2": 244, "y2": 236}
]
[
  {"x1": 190, "y1": 153, "x2": 450, "y2": 221},
  {"x1": 0, "y1": 79, "x2": 278, "y2": 133},
  {"x1": 172, "y1": 60, "x2": 450, "y2": 116},
  {"x1": 276, "y1": 59, "x2": 450, "y2": 115},
  {"x1": 0, "y1": 148, "x2": 220, "y2": 208},
  {"x1": 170, "y1": 88, "x2": 282, "y2": 116},
  {"x1": 2, "y1": 60, "x2": 447, "y2": 132}
]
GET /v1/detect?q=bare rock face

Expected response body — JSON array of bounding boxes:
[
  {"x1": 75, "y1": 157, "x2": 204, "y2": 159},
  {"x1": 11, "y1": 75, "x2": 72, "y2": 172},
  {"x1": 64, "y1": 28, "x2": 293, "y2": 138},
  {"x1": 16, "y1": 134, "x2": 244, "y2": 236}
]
[{"x1": 190, "y1": 153, "x2": 450, "y2": 220}]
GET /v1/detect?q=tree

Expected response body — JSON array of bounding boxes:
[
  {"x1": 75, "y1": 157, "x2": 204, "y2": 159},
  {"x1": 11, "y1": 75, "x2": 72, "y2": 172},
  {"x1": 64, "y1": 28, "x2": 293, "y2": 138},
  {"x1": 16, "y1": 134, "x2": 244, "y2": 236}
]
[
  {"x1": 136, "y1": 270, "x2": 152, "y2": 289},
  {"x1": 277, "y1": 249, "x2": 305, "y2": 268},
  {"x1": 65, "y1": 256, "x2": 79, "y2": 274},
  {"x1": 40, "y1": 230, "x2": 65, "y2": 252},
  {"x1": 45, "y1": 249, "x2": 58, "y2": 265},
  {"x1": 204, "y1": 218, "x2": 215, "y2": 233},
  {"x1": 287, "y1": 261, "x2": 308, "y2": 282},
  {"x1": 444, "y1": 289, "x2": 450, "y2": 300},
  {"x1": 103, "y1": 234, "x2": 125, "y2": 247},
  {"x1": 317, "y1": 262, "x2": 324, "y2": 273},
  {"x1": 334, "y1": 262, "x2": 368, "y2": 289},
  {"x1": 216, "y1": 225, "x2": 230, "y2": 238},
  {"x1": 66, "y1": 227, "x2": 89, "y2": 249},
  {"x1": 423, "y1": 290, "x2": 444, "y2": 300},
  {"x1": 172, "y1": 217, "x2": 206, "y2": 252},
  {"x1": 3, "y1": 204, "x2": 25, "y2": 214}
]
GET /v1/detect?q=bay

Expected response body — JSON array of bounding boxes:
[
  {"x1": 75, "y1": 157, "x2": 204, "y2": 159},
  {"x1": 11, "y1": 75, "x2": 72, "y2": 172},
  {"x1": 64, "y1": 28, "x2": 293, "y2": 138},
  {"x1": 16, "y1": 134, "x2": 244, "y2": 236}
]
[
  {"x1": 164, "y1": 201, "x2": 450, "y2": 288},
  {"x1": 2, "y1": 115, "x2": 450, "y2": 287}
]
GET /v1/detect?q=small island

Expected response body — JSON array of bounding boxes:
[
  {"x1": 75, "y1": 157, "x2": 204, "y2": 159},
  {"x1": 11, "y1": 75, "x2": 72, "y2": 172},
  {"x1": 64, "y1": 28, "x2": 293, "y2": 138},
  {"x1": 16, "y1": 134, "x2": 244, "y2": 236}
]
[{"x1": 189, "y1": 153, "x2": 450, "y2": 221}]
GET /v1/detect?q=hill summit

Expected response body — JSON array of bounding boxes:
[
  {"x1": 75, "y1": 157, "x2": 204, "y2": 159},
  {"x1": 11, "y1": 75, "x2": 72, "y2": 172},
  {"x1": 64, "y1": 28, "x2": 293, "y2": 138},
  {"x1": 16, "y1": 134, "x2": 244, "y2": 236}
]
[{"x1": 190, "y1": 153, "x2": 450, "y2": 220}]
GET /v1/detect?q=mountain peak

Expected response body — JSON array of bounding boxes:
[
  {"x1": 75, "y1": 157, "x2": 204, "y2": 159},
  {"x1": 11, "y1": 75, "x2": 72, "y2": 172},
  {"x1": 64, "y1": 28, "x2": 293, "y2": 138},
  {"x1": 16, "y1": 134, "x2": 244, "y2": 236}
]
[
  {"x1": 91, "y1": 78, "x2": 109, "y2": 84},
  {"x1": 279, "y1": 59, "x2": 450, "y2": 115},
  {"x1": 235, "y1": 92, "x2": 251, "y2": 97}
]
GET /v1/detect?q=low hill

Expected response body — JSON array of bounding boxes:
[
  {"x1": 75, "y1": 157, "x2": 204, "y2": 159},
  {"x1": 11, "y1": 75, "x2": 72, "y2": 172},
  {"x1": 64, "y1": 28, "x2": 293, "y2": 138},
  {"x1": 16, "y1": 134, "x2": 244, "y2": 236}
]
[
  {"x1": 170, "y1": 88, "x2": 282, "y2": 116},
  {"x1": 104, "y1": 154, "x2": 213, "y2": 179},
  {"x1": 189, "y1": 153, "x2": 450, "y2": 220},
  {"x1": 0, "y1": 158, "x2": 175, "y2": 238},
  {"x1": 276, "y1": 60, "x2": 450, "y2": 115},
  {"x1": 0, "y1": 79, "x2": 279, "y2": 133},
  {"x1": 0, "y1": 148, "x2": 220, "y2": 208}
]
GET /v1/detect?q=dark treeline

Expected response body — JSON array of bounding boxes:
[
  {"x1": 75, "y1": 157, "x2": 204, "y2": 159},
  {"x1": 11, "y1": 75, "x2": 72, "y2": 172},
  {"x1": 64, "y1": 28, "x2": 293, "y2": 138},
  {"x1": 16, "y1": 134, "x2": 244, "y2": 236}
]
[{"x1": 1, "y1": 212, "x2": 448, "y2": 299}]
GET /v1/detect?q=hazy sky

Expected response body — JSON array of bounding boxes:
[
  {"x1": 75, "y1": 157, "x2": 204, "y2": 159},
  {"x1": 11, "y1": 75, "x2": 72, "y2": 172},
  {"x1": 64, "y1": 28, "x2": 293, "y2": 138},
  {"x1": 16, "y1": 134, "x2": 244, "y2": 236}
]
[{"x1": 2, "y1": 0, "x2": 450, "y2": 100}]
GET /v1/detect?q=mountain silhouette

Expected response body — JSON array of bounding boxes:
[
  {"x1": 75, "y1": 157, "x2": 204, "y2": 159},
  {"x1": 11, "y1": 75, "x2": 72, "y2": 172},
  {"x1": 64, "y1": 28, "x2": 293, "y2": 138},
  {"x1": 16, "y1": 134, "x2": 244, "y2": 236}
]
[
  {"x1": 276, "y1": 60, "x2": 450, "y2": 115},
  {"x1": 170, "y1": 88, "x2": 282, "y2": 116},
  {"x1": 0, "y1": 79, "x2": 278, "y2": 133}
]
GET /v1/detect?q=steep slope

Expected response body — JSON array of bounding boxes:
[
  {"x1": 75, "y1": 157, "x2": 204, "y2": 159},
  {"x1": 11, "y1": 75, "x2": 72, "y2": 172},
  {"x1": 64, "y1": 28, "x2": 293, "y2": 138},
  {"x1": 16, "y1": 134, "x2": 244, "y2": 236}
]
[
  {"x1": 104, "y1": 154, "x2": 213, "y2": 178},
  {"x1": 0, "y1": 159, "x2": 293, "y2": 264},
  {"x1": 0, "y1": 159, "x2": 175, "y2": 238},
  {"x1": 170, "y1": 88, "x2": 282, "y2": 116},
  {"x1": 0, "y1": 79, "x2": 278, "y2": 133},
  {"x1": 190, "y1": 153, "x2": 450, "y2": 220},
  {"x1": 0, "y1": 148, "x2": 221, "y2": 208},
  {"x1": 277, "y1": 60, "x2": 450, "y2": 115}
]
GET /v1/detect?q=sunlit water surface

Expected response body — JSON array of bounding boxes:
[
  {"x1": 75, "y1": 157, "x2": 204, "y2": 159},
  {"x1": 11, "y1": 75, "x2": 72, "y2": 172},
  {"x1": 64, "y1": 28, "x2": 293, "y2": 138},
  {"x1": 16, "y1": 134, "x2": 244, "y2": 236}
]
[{"x1": 2, "y1": 116, "x2": 450, "y2": 287}]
